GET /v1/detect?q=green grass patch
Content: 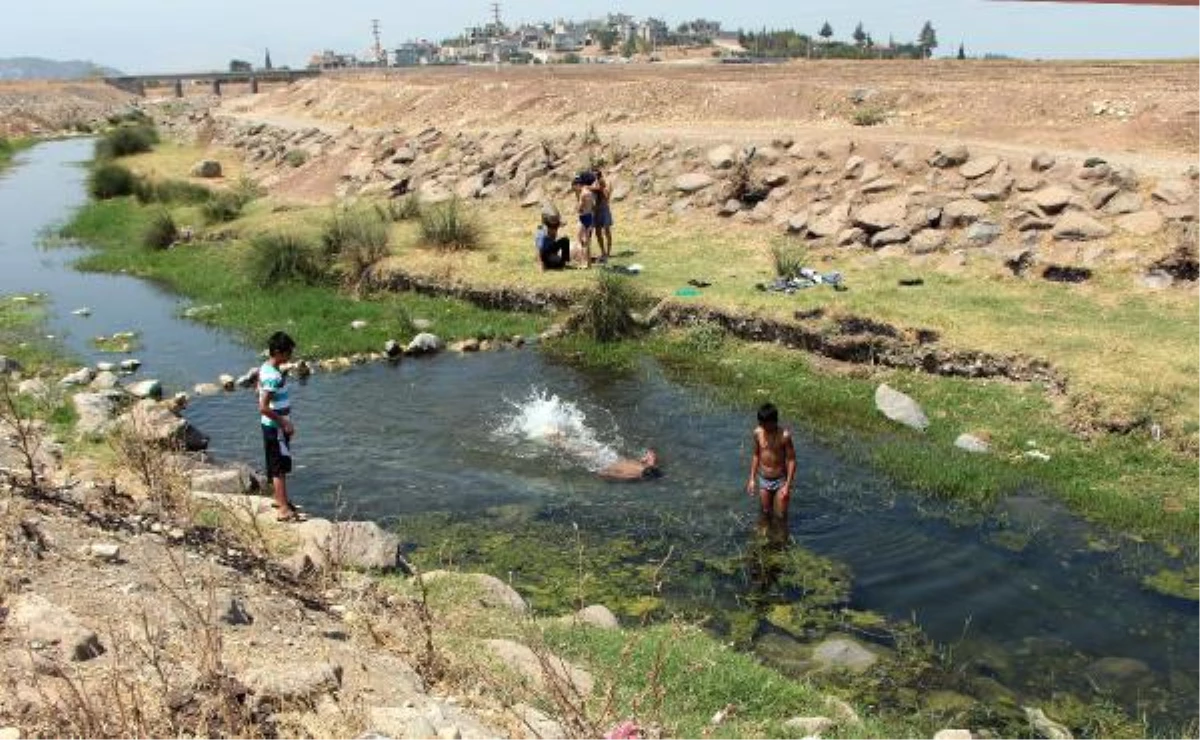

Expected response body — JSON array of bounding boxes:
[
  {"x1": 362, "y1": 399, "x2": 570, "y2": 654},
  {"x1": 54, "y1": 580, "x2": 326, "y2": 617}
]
[
  {"x1": 59, "y1": 198, "x2": 549, "y2": 357},
  {"x1": 88, "y1": 162, "x2": 139, "y2": 200},
  {"x1": 543, "y1": 621, "x2": 931, "y2": 739},
  {"x1": 0, "y1": 136, "x2": 34, "y2": 171},
  {"x1": 94, "y1": 123, "x2": 159, "y2": 160},
  {"x1": 418, "y1": 197, "x2": 484, "y2": 251},
  {"x1": 0, "y1": 293, "x2": 68, "y2": 371}
]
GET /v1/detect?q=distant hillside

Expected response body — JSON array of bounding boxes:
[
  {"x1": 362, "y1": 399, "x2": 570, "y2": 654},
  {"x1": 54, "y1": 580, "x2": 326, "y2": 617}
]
[{"x1": 0, "y1": 57, "x2": 123, "y2": 81}]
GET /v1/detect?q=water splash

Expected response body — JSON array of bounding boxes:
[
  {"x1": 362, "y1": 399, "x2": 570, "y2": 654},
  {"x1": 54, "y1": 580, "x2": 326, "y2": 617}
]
[{"x1": 496, "y1": 388, "x2": 620, "y2": 472}]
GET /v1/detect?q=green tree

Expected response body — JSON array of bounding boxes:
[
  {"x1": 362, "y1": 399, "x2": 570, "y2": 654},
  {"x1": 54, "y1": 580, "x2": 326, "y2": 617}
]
[
  {"x1": 957, "y1": 42, "x2": 966, "y2": 60},
  {"x1": 595, "y1": 28, "x2": 618, "y2": 53},
  {"x1": 621, "y1": 36, "x2": 637, "y2": 58},
  {"x1": 819, "y1": 21, "x2": 834, "y2": 41},
  {"x1": 918, "y1": 21, "x2": 938, "y2": 58},
  {"x1": 852, "y1": 22, "x2": 867, "y2": 47}
]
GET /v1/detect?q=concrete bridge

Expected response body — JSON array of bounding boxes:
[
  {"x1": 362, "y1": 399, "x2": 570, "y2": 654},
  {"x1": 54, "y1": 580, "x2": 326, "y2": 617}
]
[{"x1": 104, "y1": 69, "x2": 320, "y2": 97}]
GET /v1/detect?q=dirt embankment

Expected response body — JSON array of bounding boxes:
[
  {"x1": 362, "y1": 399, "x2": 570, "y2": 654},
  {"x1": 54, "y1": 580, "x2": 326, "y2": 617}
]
[
  {"x1": 220, "y1": 61, "x2": 1199, "y2": 163},
  {"x1": 0, "y1": 80, "x2": 136, "y2": 137}
]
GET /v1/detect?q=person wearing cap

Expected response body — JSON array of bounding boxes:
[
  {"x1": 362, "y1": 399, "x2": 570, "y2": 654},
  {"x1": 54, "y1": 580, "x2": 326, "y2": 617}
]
[{"x1": 534, "y1": 211, "x2": 571, "y2": 270}]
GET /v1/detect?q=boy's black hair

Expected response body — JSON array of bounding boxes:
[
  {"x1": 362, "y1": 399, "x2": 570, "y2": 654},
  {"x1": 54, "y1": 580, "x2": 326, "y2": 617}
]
[
  {"x1": 757, "y1": 402, "x2": 779, "y2": 425},
  {"x1": 267, "y1": 331, "x2": 296, "y2": 356}
]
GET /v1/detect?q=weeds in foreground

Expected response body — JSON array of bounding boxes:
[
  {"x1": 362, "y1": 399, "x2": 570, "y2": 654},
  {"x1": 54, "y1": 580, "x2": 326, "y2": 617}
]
[
  {"x1": 94, "y1": 123, "x2": 159, "y2": 159},
  {"x1": 200, "y1": 191, "x2": 246, "y2": 224},
  {"x1": 852, "y1": 106, "x2": 886, "y2": 127},
  {"x1": 418, "y1": 197, "x2": 483, "y2": 251},
  {"x1": 375, "y1": 193, "x2": 421, "y2": 223},
  {"x1": 88, "y1": 162, "x2": 138, "y2": 200},
  {"x1": 0, "y1": 377, "x2": 57, "y2": 495},
  {"x1": 245, "y1": 232, "x2": 329, "y2": 288},
  {"x1": 141, "y1": 210, "x2": 178, "y2": 250},
  {"x1": 134, "y1": 177, "x2": 212, "y2": 205},
  {"x1": 572, "y1": 271, "x2": 645, "y2": 342},
  {"x1": 108, "y1": 420, "x2": 192, "y2": 520},
  {"x1": 770, "y1": 242, "x2": 808, "y2": 279},
  {"x1": 321, "y1": 207, "x2": 390, "y2": 291}
]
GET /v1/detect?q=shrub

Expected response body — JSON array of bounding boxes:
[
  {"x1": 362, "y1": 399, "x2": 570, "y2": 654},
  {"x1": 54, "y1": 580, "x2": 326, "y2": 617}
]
[
  {"x1": 245, "y1": 233, "x2": 328, "y2": 287},
  {"x1": 88, "y1": 162, "x2": 139, "y2": 199},
  {"x1": 771, "y1": 243, "x2": 807, "y2": 279},
  {"x1": 230, "y1": 175, "x2": 265, "y2": 204},
  {"x1": 94, "y1": 123, "x2": 159, "y2": 159},
  {"x1": 283, "y1": 149, "x2": 308, "y2": 167},
  {"x1": 201, "y1": 191, "x2": 245, "y2": 224},
  {"x1": 418, "y1": 197, "x2": 482, "y2": 251},
  {"x1": 851, "y1": 107, "x2": 886, "y2": 127},
  {"x1": 142, "y1": 210, "x2": 178, "y2": 250},
  {"x1": 574, "y1": 271, "x2": 645, "y2": 342},
  {"x1": 375, "y1": 193, "x2": 421, "y2": 222},
  {"x1": 321, "y1": 207, "x2": 391, "y2": 288},
  {"x1": 134, "y1": 178, "x2": 212, "y2": 205}
]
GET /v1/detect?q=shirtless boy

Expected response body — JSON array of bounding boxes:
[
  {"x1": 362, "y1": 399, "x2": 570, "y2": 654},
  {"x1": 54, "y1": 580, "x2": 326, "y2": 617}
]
[{"x1": 745, "y1": 403, "x2": 796, "y2": 519}]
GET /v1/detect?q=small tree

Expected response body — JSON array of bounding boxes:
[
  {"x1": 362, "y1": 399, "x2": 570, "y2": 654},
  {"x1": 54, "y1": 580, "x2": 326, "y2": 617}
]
[
  {"x1": 919, "y1": 21, "x2": 938, "y2": 58},
  {"x1": 957, "y1": 42, "x2": 966, "y2": 60},
  {"x1": 819, "y1": 21, "x2": 834, "y2": 41},
  {"x1": 852, "y1": 22, "x2": 867, "y2": 48}
]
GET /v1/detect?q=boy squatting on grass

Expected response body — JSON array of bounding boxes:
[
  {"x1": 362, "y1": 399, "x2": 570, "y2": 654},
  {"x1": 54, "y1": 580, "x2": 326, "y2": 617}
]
[
  {"x1": 746, "y1": 402, "x2": 797, "y2": 519},
  {"x1": 258, "y1": 331, "x2": 306, "y2": 522}
]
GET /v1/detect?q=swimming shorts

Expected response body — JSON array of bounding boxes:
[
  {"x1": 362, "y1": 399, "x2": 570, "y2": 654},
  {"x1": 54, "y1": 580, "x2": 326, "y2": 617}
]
[
  {"x1": 579, "y1": 213, "x2": 594, "y2": 229},
  {"x1": 262, "y1": 425, "x2": 293, "y2": 480},
  {"x1": 757, "y1": 474, "x2": 787, "y2": 493},
  {"x1": 595, "y1": 205, "x2": 613, "y2": 228},
  {"x1": 641, "y1": 465, "x2": 663, "y2": 480}
]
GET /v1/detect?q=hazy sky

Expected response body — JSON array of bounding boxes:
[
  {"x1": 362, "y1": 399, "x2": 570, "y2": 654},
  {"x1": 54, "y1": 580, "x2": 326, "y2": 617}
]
[{"x1": 3, "y1": 0, "x2": 1197, "y2": 73}]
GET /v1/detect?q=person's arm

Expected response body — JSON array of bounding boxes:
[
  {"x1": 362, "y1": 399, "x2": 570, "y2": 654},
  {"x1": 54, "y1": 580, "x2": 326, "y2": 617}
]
[
  {"x1": 746, "y1": 431, "x2": 760, "y2": 495},
  {"x1": 258, "y1": 382, "x2": 293, "y2": 435},
  {"x1": 782, "y1": 429, "x2": 797, "y2": 493}
]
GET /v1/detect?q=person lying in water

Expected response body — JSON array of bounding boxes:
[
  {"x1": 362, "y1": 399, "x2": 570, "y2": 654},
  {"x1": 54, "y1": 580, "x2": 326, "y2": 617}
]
[
  {"x1": 543, "y1": 430, "x2": 662, "y2": 481},
  {"x1": 597, "y1": 449, "x2": 662, "y2": 482}
]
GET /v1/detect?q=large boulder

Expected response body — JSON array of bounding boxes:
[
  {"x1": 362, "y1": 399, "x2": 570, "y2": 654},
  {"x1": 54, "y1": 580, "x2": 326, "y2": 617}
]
[
  {"x1": 190, "y1": 160, "x2": 223, "y2": 178},
  {"x1": 941, "y1": 199, "x2": 989, "y2": 227},
  {"x1": 485, "y1": 639, "x2": 594, "y2": 695},
  {"x1": 8, "y1": 593, "x2": 105, "y2": 661},
  {"x1": 422, "y1": 571, "x2": 528, "y2": 613},
  {"x1": 706, "y1": 145, "x2": 736, "y2": 170},
  {"x1": 1051, "y1": 212, "x2": 1112, "y2": 241},
  {"x1": 119, "y1": 399, "x2": 208, "y2": 450},
  {"x1": 675, "y1": 173, "x2": 715, "y2": 193},
  {"x1": 852, "y1": 195, "x2": 909, "y2": 232},
  {"x1": 296, "y1": 518, "x2": 405, "y2": 572},
  {"x1": 928, "y1": 144, "x2": 969, "y2": 169},
  {"x1": 1115, "y1": 210, "x2": 1164, "y2": 236},
  {"x1": 72, "y1": 391, "x2": 125, "y2": 437},
  {"x1": 875, "y1": 384, "x2": 929, "y2": 431},
  {"x1": 810, "y1": 637, "x2": 879, "y2": 673},
  {"x1": 959, "y1": 155, "x2": 1000, "y2": 180},
  {"x1": 1152, "y1": 179, "x2": 1193, "y2": 206},
  {"x1": 1031, "y1": 186, "x2": 1073, "y2": 214},
  {"x1": 240, "y1": 661, "x2": 342, "y2": 709}
]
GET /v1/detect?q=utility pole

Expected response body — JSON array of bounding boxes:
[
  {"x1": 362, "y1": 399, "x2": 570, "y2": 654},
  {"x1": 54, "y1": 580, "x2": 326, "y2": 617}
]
[
  {"x1": 371, "y1": 19, "x2": 384, "y2": 66},
  {"x1": 491, "y1": 2, "x2": 502, "y2": 29}
]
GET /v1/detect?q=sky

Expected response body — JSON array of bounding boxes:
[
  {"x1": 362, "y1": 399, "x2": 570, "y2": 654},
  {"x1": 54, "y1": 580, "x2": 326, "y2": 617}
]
[{"x1": 2, "y1": 0, "x2": 1197, "y2": 73}]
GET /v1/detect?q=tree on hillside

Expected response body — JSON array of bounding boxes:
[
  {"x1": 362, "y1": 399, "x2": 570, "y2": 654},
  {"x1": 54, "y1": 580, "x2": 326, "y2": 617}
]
[
  {"x1": 852, "y1": 22, "x2": 867, "y2": 47},
  {"x1": 819, "y1": 21, "x2": 834, "y2": 41},
  {"x1": 918, "y1": 21, "x2": 938, "y2": 58},
  {"x1": 957, "y1": 43, "x2": 966, "y2": 60}
]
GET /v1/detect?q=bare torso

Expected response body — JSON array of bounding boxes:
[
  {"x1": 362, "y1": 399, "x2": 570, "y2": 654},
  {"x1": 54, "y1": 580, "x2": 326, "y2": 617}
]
[{"x1": 754, "y1": 425, "x2": 792, "y2": 479}]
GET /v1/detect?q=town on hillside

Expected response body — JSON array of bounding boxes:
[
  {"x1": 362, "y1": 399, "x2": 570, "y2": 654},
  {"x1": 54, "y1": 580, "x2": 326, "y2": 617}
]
[{"x1": 304, "y1": 10, "x2": 949, "y2": 70}]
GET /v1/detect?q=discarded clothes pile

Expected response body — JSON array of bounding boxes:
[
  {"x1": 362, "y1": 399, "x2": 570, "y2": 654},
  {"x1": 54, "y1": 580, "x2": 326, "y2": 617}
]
[{"x1": 756, "y1": 268, "x2": 847, "y2": 294}]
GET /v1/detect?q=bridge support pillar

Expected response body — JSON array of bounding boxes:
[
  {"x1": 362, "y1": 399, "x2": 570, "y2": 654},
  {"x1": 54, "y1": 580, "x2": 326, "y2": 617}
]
[
  {"x1": 250, "y1": 77, "x2": 259, "y2": 94},
  {"x1": 212, "y1": 79, "x2": 222, "y2": 96},
  {"x1": 174, "y1": 80, "x2": 184, "y2": 98}
]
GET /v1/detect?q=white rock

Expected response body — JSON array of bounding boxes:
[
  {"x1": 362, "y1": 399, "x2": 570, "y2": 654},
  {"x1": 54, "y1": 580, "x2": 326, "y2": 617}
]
[
  {"x1": 874, "y1": 384, "x2": 929, "y2": 431},
  {"x1": 88, "y1": 543, "x2": 121, "y2": 562},
  {"x1": 954, "y1": 434, "x2": 990, "y2": 454},
  {"x1": 350, "y1": 319, "x2": 369, "y2": 330}
]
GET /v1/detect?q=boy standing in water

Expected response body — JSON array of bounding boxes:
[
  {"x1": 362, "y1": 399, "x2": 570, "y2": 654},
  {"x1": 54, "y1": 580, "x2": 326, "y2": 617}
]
[
  {"x1": 258, "y1": 331, "x2": 304, "y2": 522},
  {"x1": 746, "y1": 402, "x2": 796, "y2": 519}
]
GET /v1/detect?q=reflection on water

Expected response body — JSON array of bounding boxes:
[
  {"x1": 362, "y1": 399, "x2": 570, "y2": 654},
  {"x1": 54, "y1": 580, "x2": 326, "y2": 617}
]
[{"x1": 4, "y1": 140, "x2": 1197, "y2": 731}]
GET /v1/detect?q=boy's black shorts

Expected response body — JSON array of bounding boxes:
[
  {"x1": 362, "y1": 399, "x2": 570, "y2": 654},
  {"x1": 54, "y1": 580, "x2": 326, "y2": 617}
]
[{"x1": 262, "y1": 425, "x2": 293, "y2": 480}]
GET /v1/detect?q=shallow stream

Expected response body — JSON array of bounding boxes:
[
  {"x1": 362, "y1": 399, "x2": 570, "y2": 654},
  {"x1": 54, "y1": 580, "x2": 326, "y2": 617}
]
[{"x1": 3, "y1": 139, "x2": 1195, "y2": 731}]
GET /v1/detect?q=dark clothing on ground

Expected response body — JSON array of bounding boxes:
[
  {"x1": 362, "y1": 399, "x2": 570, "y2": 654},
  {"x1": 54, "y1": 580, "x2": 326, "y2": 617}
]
[{"x1": 536, "y1": 227, "x2": 571, "y2": 270}]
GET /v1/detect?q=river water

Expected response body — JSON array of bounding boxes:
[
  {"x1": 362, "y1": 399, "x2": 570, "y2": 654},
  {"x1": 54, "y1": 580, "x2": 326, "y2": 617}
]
[{"x1": 3, "y1": 139, "x2": 1195, "y2": 731}]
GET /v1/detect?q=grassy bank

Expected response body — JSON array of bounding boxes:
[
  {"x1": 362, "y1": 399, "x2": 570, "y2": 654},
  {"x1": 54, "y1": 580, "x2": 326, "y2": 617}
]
[
  {"x1": 59, "y1": 170, "x2": 1198, "y2": 558},
  {"x1": 0, "y1": 135, "x2": 34, "y2": 171}
]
